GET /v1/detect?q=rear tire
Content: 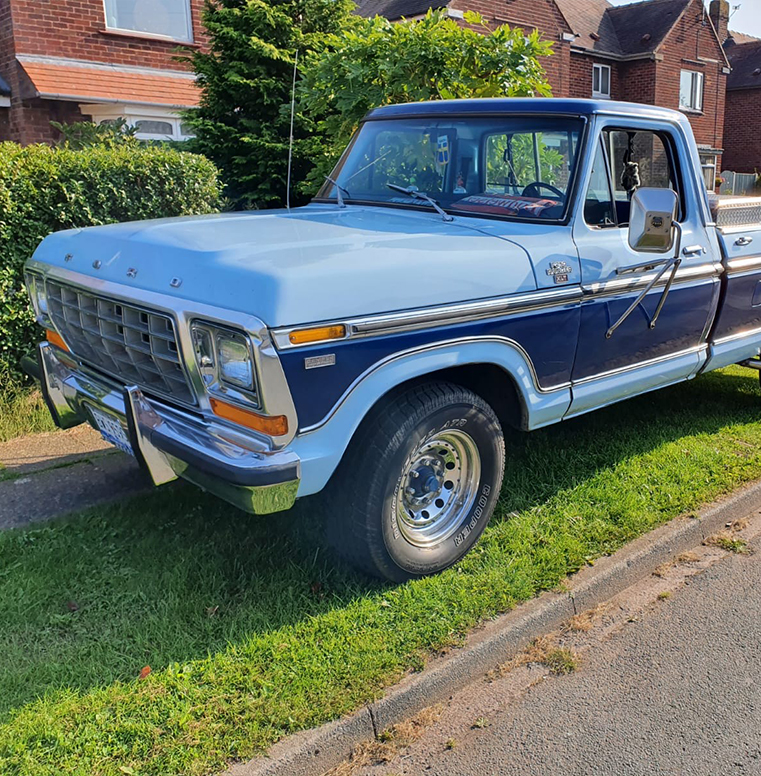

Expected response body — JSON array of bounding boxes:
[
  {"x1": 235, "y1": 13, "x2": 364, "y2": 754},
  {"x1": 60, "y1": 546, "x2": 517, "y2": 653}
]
[{"x1": 325, "y1": 381, "x2": 505, "y2": 582}]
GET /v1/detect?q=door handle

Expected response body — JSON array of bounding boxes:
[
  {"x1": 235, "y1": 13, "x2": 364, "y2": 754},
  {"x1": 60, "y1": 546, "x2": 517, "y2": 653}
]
[
  {"x1": 736, "y1": 236, "x2": 754, "y2": 247},
  {"x1": 682, "y1": 245, "x2": 706, "y2": 257}
]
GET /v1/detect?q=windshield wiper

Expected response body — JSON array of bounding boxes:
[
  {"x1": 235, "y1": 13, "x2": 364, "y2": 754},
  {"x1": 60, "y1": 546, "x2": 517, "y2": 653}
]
[
  {"x1": 324, "y1": 176, "x2": 351, "y2": 208},
  {"x1": 387, "y1": 184, "x2": 453, "y2": 222}
]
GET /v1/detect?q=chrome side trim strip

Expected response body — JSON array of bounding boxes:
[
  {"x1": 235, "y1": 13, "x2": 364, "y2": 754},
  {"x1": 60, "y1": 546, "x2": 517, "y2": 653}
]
[
  {"x1": 347, "y1": 287, "x2": 581, "y2": 338},
  {"x1": 725, "y1": 255, "x2": 761, "y2": 275},
  {"x1": 581, "y1": 262, "x2": 722, "y2": 299},
  {"x1": 272, "y1": 287, "x2": 582, "y2": 350},
  {"x1": 572, "y1": 344, "x2": 708, "y2": 386},
  {"x1": 274, "y1": 262, "x2": 721, "y2": 350},
  {"x1": 713, "y1": 325, "x2": 761, "y2": 346}
]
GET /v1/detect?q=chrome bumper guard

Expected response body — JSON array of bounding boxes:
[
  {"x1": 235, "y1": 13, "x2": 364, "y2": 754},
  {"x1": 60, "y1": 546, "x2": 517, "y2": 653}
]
[{"x1": 35, "y1": 342, "x2": 300, "y2": 515}]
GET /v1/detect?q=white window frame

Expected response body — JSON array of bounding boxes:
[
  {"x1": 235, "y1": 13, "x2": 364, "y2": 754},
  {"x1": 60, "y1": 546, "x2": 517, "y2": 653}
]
[
  {"x1": 79, "y1": 103, "x2": 195, "y2": 141},
  {"x1": 680, "y1": 70, "x2": 704, "y2": 112},
  {"x1": 592, "y1": 63, "x2": 611, "y2": 99},
  {"x1": 699, "y1": 152, "x2": 718, "y2": 191},
  {"x1": 102, "y1": 0, "x2": 193, "y2": 43}
]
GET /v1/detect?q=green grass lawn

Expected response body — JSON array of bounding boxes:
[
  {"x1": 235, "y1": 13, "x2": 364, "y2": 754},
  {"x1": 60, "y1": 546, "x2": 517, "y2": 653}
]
[
  {"x1": 2, "y1": 366, "x2": 761, "y2": 775},
  {"x1": 0, "y1": 381, "x2": 56, "y2": 443}
]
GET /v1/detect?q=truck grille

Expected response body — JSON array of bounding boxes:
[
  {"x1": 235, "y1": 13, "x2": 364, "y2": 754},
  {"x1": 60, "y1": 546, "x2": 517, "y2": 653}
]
[{"x1": 46, "y1": 280, "x2": 196, "y2": 406}]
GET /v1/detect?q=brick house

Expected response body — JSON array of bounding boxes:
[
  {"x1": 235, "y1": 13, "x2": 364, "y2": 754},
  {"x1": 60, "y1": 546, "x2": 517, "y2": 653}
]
[
  {"x1": 358, "y1": 0, "x2": 731, "y2": 187},
  {"x1": 722, "y1": 31, "x2": 761, "y2": 175},
  {"x1": 0, "y1": 0, "x2": 206, "y2": 145}
]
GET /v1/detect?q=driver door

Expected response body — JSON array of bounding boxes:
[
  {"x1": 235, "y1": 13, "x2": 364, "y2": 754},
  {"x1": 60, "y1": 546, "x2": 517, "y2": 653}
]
[{"x1": 568, "y1": 119, "x2": 720, "y2": 417}]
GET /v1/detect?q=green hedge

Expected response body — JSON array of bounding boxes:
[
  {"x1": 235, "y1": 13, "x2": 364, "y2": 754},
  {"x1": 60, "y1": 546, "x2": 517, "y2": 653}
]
[{"x1": 0, "y1": 142, "x2": 223, "y2": 384}]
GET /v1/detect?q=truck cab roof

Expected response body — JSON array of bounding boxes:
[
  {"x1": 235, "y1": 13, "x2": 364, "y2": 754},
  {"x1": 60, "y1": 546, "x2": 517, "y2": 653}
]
[{"x1": 366, "y1": 97, "x2": 691, "y2": 127}]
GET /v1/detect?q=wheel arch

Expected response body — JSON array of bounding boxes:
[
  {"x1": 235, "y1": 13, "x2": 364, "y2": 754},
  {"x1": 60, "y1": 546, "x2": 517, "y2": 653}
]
[{"x1": 290, "y1": 338, "x2": 571, "y2": 497}]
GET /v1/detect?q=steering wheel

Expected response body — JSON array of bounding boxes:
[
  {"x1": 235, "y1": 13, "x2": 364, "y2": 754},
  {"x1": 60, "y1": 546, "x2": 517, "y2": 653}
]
[{"x1": 521, "y1": 181, "x2": 565, "y2": 200}]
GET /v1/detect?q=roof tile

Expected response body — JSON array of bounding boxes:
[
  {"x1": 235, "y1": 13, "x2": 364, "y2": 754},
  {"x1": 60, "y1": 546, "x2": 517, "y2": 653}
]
[
  {"x1": 19, "y1": 61, "x2": 199, "y2": 108},
  {"x1": 726, "y1": 39, "x2": 761, "y2": 90}
]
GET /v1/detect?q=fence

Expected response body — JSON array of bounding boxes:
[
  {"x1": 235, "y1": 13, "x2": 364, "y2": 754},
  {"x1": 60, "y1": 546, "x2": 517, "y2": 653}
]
[{"x1": 719, "y1": 170, "x2": 760, "y2": 197}]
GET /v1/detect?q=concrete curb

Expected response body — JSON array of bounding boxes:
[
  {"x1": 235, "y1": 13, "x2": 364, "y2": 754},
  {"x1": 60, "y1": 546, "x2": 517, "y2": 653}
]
[{"x1": 226, "y1": 478, "x2": 761, "y2": 776}]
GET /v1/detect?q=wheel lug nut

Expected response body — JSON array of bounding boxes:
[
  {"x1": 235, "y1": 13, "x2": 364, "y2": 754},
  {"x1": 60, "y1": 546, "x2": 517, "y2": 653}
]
[
  {"x1": 406, "y1": 487, "x2": 416, "y2": 497},
  {"x1": 410, "y1": 471, "x2": 419, "y2": 479}
]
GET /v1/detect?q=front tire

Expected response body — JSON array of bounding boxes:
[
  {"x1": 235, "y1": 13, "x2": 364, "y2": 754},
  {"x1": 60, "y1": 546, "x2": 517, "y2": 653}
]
[{"x1": 326, "y1": 381, "x2": 505, "y2": 582}]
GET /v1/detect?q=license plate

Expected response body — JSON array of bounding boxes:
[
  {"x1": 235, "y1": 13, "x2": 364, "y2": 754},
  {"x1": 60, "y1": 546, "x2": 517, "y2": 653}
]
[{"x1": 89, "y1": 405, "x2": 134, "y2": 457}]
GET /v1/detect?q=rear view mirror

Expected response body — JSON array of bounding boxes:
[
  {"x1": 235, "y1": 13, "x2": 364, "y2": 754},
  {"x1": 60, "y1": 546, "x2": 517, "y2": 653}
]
[{"x1": 628, "y1": 188, "x2": 679, "y2": 253}]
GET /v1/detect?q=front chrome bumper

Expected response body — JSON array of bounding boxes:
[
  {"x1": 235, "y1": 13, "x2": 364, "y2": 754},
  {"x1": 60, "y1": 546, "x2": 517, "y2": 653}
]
[{"x1": 35, "y1": 342, "x2": 301, "y2": 515}]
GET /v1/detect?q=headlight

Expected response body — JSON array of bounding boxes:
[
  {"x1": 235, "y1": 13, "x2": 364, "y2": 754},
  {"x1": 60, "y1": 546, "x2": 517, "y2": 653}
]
[
  {"x1": 191, "y1": 322, "x2": 258, "y2": 405},
  {"x1": 24, "y1": 271, "x2": 51, "y2": 326}
]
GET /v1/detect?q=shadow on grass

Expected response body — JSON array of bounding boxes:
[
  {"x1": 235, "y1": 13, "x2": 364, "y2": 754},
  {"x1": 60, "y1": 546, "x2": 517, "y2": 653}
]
[{"x1": 0, "y1": 367, "x2": 758, "y2": 717}]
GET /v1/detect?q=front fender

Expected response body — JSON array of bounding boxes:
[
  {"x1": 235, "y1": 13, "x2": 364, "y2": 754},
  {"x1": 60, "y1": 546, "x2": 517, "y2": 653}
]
[{"x1": 289, "y1": 336, "x2": 571, "y2": 496}]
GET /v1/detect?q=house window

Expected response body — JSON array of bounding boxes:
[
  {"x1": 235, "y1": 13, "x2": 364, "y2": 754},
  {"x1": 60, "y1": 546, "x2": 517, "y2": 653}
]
[
  {"x1": 700, "y1": 153, "x2": 718, "y2": 191},
  {"x1": 679, "y1": 70, "x2": 704, "y2": 112},
  {"x1": 83, "y1": 104, "x2": 195, "y2": 141},
  {"x1": 592, "y1": 64, "x2": 611, "y2": 99},
  {"x1": 128, "y1": 115, "x2": 194, "y2": 141},
  {"x1": 103, "y1": 0, "x2": 193, "y2": 42}
]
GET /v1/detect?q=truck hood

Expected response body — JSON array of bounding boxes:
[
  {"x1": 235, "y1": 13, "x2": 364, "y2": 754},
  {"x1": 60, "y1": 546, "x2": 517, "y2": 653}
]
[{"x1": 30, "y1": 204, "x2": 536, "y2": 327}]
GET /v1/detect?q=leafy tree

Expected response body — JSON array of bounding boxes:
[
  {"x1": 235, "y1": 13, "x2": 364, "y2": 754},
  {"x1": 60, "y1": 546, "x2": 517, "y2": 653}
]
[
  {"x1": 185, "y1": 0, "x2": 354, "y2": 209},
  {"x1": 299, "y1": 10, "x2": 554, "y2": 189}
]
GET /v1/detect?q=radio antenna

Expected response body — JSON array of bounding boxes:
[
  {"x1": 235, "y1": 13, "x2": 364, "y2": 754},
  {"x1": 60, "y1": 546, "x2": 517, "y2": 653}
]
[{"x1": 286, "y1": 48, "x2": 298, "y2": 211}]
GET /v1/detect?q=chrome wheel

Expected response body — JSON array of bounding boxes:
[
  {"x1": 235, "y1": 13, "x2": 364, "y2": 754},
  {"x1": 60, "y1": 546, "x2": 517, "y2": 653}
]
[{"x1": 396, "y1": 429, "x2": 481, "y2": 548}]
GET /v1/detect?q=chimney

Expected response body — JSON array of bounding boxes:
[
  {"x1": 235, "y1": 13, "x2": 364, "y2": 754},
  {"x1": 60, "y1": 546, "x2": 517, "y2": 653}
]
[{"x1": 709, "y1": 0, "x2": 729, "y2": 44}]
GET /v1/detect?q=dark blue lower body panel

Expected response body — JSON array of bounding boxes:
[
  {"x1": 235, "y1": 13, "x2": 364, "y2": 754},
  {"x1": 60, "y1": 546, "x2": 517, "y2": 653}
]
[
  {"x1": 280, "y1": 305, "x2": 580, "y2": 430},
  {"x1": 572, "y1": 280, "x2": 717, "y2": 381},
  {"x1": 712, "y1": 271, "x2": 761, "y2": 342}
]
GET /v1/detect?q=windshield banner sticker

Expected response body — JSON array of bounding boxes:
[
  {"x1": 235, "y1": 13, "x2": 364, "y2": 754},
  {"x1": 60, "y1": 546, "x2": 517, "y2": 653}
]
[{"x1": 455, "y1": 194, "x2": 561, "y2": 217}]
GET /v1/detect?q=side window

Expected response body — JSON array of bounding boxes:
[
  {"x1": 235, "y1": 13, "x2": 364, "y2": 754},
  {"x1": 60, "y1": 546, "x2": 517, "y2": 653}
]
[
  {"x1": 584, "y1": 140, "x2": 616, "y2": 227},
  {"x1": 604, "y1": 129, "x2": 681, "y2": 224}
]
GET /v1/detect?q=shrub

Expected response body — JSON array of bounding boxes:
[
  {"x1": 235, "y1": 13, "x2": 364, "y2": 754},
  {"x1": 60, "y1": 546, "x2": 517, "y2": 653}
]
[
  {"x1": 0, "y1": 142, "x2": 222, "y2": 383},
  {"x1": 50, "y1": 118, "x2": 138, "y2": 150}
]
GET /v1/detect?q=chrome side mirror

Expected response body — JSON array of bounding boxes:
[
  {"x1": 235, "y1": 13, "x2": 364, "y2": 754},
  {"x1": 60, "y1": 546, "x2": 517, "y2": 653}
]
[{"x1": 628, "y1": 188, "x2": 679, "y2": 254}]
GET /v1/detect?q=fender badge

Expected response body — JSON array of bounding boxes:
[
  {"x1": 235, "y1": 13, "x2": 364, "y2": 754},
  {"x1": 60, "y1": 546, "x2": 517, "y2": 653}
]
[
  {"x1": 305, "y1": 354, "x2": 336, "y2": 370},
  {"x1": 546, "y1": 261, "x2": 572, "y2": 284},
  {"x1": 92, "y1": 260, "x2": 102, "y2": 269},
  {"x1": 64, "y1": 253, "x2": 73, "y2": 262},
  {"x1": 126, "y1": 267, "x2": 138, "y2": 278},
  {"x1": 170, "y1": 277, "x2": 182, "y2": 288}
]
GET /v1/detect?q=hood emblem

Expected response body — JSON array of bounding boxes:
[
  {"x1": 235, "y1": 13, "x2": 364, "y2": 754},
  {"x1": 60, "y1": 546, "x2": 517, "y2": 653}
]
[{"x1": 126, "y1": 267, "x2": 138, "y2": 278}]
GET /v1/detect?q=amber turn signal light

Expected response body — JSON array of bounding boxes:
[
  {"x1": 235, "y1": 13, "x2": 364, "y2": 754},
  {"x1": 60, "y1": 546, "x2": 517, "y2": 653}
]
[
  {"x1": 46, "y1": 329, "x2": 69, "y2": 352},
  {"x1": 288, "y1": 324, "x2": 346, "y2": 345},
  {"x1": 210, "y1": 397, "x2": 289, "y2": 436}
]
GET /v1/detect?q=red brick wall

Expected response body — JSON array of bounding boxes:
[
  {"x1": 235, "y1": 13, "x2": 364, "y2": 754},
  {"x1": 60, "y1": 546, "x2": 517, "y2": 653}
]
[
  {"x1": 9, "y1": 0, "x2": 207, "y2": 69},
  {"x1": 654, "y1": 0, "x2": 727, "y2": 158},
  {"x1": 0, "y1": 0, "x2": 207, "y2": 144},
  {"x1": 449, "y1": 0, "x2": 573, "y2": 96},
  {"x1": 722, "y1": 88, "x2": 761, "y2": 173},
  {"x1": 618, "y1": 58, "x2": 658, "y2": 105}
]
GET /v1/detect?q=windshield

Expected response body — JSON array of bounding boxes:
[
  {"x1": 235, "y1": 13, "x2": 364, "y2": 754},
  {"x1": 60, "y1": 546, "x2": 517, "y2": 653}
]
[{"x1": 317, "y1": 116, "x2": 584, "y2": 221}]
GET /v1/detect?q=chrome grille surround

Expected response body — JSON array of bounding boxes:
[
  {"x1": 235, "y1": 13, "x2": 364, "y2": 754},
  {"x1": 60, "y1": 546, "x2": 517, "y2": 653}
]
[{"x1": 46, "y1": 279, "x2": 196, "y2": 406}]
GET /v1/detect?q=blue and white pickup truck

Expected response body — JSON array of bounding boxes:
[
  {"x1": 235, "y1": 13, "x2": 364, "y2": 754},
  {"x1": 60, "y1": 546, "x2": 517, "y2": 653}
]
[{"x1": 24, "y1": 98, "x2": 761, "y2": 580}]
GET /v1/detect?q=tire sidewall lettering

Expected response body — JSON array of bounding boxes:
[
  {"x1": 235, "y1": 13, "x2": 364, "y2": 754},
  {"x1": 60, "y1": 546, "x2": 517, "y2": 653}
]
[{"x1": 383, "y1": 403, "x2": 503, "y2": 575}]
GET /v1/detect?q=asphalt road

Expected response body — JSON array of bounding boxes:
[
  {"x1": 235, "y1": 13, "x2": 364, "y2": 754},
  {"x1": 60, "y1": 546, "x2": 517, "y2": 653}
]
[{"x1": 351, "y1": 532, "x2": 761, "y2": 776}]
